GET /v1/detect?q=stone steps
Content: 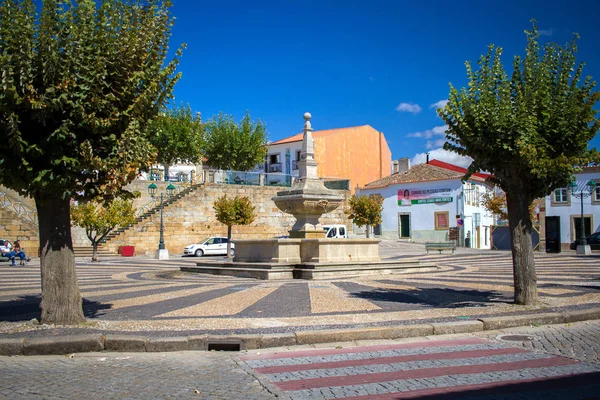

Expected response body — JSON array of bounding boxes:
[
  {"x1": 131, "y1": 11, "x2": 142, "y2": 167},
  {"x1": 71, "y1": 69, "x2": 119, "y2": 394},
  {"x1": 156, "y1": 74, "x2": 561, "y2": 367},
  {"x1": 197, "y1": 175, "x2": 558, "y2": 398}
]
[
  {"x1": 73, "y1": 246, "x2": 115, "y2": 257},
  {"x1": 182, "y1": 260, "x2": 439, "y2": 280}
]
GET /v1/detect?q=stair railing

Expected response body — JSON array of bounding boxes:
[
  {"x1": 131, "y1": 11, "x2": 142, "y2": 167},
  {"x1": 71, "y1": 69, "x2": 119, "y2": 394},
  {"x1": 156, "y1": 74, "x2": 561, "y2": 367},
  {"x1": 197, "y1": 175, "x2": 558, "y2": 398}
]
[{"x1": 0, "y1": 191, "x2": 38, "y2": 226}]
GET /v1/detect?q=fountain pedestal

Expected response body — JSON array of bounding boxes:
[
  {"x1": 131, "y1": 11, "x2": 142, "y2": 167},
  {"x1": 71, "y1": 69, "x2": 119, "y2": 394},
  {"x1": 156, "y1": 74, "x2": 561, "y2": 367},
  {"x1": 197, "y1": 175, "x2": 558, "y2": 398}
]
[{"x1": 182, "y1": 113, "x2": 438, "y2": 280}]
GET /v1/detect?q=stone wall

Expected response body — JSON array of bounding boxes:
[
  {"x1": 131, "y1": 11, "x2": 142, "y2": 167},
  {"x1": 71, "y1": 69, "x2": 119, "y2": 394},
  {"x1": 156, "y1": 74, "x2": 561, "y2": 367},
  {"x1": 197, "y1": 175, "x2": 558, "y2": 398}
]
[
  {"x1": 103, "y1": 182, "x2": 351, "y2": 256},
  {"x1": 1, "y1": 182, "x2": 351, "y2": 256}
]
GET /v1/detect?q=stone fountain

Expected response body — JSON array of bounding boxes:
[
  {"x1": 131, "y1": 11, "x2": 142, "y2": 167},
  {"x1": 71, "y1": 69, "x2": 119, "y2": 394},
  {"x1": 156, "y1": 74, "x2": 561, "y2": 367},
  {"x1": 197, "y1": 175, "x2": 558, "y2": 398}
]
[{"x1": 182, "y1": 113, "x2": 438, "y2": 279}]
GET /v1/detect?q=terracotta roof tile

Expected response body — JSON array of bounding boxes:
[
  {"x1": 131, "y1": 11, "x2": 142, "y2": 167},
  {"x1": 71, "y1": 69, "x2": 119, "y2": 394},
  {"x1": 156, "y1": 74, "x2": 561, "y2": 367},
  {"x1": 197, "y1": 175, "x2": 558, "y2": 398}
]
[
  {"x1": 270, "y1": 125, "x2": 374, "y2": 145},
  {"x1": 362, "y1": 163, "x2": 462, "y2": 189}
]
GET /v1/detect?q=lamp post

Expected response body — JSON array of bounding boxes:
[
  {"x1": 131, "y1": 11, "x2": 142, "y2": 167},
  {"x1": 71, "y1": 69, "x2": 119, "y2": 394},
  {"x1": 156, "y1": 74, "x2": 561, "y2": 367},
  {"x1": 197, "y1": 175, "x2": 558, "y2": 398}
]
[
  {"x1": 148, "y1": 183, "x2": 176, "y2": 259},
  {"x1": 568, "y1": 180, "x2": 597, "y2": 255}
]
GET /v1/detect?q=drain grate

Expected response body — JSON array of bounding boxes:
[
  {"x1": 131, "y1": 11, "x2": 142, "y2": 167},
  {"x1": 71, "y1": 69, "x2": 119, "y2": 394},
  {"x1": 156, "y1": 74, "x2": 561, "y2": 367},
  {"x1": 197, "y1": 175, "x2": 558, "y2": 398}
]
[{"x1": 498, "y1": 334, "x2": 540, "y2": 342}]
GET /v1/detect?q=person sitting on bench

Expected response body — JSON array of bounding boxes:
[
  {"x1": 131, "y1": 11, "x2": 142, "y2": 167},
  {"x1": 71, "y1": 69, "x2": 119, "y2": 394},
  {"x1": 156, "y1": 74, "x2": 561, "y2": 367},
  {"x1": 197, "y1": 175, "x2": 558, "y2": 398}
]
[{"x1": 12, "y1": 240, "x2": 30, "y2": 265}]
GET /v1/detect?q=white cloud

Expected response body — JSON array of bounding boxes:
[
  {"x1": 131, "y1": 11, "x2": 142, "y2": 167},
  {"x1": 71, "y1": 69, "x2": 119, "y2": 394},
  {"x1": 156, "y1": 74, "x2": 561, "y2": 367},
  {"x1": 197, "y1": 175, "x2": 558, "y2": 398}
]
[
  {"x1": 395, "y1": 102, "x2": 422, "y2": 114},
  {"x1": 406, "y1": 125, "x2": 448, "y2": 139},
  {"x1": 429, "y1": 99, "x2": 448, "y2": 109},
  {"x1": 426, "y1": 139, "x2": 447, "y2": 149},
  {"x1": 539, "y1": 29, "x2": 553, "y2": 36},
  {"x1": 411, "y1": 148, "x2": 472, "y2": 168}
]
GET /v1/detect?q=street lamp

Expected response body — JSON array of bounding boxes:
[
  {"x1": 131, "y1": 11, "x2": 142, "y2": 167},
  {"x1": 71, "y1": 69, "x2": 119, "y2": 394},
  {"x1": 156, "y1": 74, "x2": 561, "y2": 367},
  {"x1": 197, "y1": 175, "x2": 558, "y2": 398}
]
[
  {"x1": 148, "y1": 183, "x2": 176, "y2": 259},
  {"x1": 568, "y1": 179, "x2": 597, "y2": 255}
]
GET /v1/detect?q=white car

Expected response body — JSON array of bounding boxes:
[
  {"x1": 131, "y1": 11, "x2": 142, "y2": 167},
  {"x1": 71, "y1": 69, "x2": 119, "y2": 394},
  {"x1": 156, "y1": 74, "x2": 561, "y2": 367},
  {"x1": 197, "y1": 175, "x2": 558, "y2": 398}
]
[{"x1": 184, "y1": 237, "x2": 235, "y2": 257}]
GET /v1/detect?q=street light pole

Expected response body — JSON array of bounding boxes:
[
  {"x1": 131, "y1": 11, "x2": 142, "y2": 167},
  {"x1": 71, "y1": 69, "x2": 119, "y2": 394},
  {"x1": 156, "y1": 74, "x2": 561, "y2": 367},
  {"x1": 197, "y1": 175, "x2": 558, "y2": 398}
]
[
  {"x1": 158, "y1": 192, "x2": 165, "y2": 250},
  {"x1": 568, "y1": 180, "x2": 597, "y2": 255},
  {"x1": 148, "y1": 183, "x2": 175, "y2": 259}
]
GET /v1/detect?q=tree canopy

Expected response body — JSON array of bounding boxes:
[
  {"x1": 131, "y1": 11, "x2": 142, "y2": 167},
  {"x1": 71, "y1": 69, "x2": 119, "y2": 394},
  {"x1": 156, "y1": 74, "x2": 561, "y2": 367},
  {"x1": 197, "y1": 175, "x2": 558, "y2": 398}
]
[
  {"x1": 438, "y1": 22, "x2": 600, "y2": 305},
  {"x1": 147, "y1": 104, "x2": 203, "y2": 180},
  {"x1": 213, "y1": 195, "x2": 255, "y2": 258},
  {"x1": 0, "y1": 0, "x2": 182, "y2": 323},
  {"x1": 347, "y1": 194, "x2": 383, "y2": 238},
  {"x1": 71, "y1": 198, "x2": 136, "y2": 261},
  {"x1": 203, "y1": 111, "x2": 268, "y2": 171}
]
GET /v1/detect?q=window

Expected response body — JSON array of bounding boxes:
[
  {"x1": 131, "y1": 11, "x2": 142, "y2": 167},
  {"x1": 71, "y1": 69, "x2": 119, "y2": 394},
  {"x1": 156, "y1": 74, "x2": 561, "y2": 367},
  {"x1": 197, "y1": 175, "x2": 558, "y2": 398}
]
[
  {"x1": 339, "y1": 226, "x2": 346, "y2": 237},
  {"x1": 435, "y1": 211, "x2": 450, "y2": 230},
  {"x1": 269, "y1": 154, "x2": 280, "y2": 164},
  {"x1": 551, "y1": 188, "x2": 570, "y2": 206},
  {"x1": 594, "y1": 186, "x2": 600, "y2": 204},
  {"x1": 296, "y1": 150, "x2": 301, "y2": 161}
]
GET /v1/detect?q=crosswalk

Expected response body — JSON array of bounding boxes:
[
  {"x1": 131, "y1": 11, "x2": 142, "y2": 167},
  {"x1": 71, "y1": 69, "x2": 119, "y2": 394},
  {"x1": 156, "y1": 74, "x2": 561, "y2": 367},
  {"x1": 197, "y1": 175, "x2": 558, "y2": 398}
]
[
  {"x1": 241, "y1": 337, "x2": 600, "y2": 399},
  {"x1": 0, "y1": 253, "x2": 599, "y2": 326}
]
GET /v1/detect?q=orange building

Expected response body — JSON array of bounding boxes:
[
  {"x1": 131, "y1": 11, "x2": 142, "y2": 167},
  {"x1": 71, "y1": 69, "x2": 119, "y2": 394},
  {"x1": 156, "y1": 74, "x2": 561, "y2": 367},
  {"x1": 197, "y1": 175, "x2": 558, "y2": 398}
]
[{"x1": 265, "y1": 125, "x2": 392, "y2": 192}]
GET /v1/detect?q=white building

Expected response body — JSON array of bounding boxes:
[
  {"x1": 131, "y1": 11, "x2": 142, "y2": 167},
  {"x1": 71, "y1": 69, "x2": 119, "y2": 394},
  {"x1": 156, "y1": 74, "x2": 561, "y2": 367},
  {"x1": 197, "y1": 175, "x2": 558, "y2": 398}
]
[
  {"x1": 544, "y1": 166, "x2": 600, "y2": 250},
  {"x1": 357, "y1": 159, "x2": 495, "y2": 249}
]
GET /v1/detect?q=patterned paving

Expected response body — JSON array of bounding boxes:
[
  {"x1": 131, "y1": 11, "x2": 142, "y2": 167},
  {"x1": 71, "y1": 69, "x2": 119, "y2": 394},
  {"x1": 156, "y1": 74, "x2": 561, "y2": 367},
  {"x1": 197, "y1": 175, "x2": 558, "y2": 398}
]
[
  {"x1": 241, "y1": 337, "x2": 600, "y2": 399},
  {"x1": 1, "y1": 251, "x2": 599, "y2": 332}
]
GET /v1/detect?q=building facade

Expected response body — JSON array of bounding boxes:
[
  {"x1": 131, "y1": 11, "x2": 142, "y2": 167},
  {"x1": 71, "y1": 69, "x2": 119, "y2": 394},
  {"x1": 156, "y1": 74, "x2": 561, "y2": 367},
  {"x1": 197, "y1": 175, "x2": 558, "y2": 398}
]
[
  {"x1": 357, "y1": 159, "x2": 495, "y2": 249},
  {"x1": 544, "y1": 167, "x2": 600, "y2": 250},
  {"x1": 261, "y1": 125, "x2": 392, "y2": 192}
]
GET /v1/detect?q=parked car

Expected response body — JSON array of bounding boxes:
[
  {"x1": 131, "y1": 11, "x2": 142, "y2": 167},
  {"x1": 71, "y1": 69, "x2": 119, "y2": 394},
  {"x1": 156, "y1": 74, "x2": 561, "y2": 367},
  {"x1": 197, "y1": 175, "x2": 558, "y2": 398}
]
[
  {"x1": 323, "y1": 224, "x2": 348, "y2": 238},
  {"x1": 184, "y1": 237, "x2": 235, "y2": 257},
  {"x1": 570, "y1": 232, "x2": 600, "y2": 250}
]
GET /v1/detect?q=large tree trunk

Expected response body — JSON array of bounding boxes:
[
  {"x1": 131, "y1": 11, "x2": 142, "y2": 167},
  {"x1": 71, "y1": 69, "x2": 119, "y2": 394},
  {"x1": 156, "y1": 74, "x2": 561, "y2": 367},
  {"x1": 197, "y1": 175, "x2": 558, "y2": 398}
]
[
  {"x1": 506, "y1": 190, "x2": 539, "y2": 305},
  {"x1": 35, "y1": 193, "x2": 85, "y2": 324}
]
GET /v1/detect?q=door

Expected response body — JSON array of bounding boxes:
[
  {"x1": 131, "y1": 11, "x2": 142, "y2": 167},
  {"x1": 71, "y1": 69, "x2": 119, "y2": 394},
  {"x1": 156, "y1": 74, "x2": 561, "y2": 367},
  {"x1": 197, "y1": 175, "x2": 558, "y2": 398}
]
[
  {"x1": 545, "y1": 216, "x2": 561, "y2": 253},
  {"x1": 475, "y1": 227, "x2": 480, "y2": 249},
  {"x1": 398, "y1": 213, "x2": 410, "y2": 239}
]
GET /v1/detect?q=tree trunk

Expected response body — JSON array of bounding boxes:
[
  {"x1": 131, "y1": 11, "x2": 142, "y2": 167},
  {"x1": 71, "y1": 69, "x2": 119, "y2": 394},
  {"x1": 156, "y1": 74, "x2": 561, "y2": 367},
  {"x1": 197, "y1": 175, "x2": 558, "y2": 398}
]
[
  {"x1": 35, "y1": 193, "x2": 86, "y2": 324},
  {"x1": 506, "y1": 189, "x2": 538, "y2": 305},
  {"x1": 164, "y1": 165, "x2": 169, "y2": 181},
  {"x1": 92, "y1": 242, "x2": 99, "y2": 262},
  {"x1": 366, "y1": 225, "x2": 370, "y2": 238},
  {"x1": 226, "y1": 225, "x2": 232, "y2": 259}
]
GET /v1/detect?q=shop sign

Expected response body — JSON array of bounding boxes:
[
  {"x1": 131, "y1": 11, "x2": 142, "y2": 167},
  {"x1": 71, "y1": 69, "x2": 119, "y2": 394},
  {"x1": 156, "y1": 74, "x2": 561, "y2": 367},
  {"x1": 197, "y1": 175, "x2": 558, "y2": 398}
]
[{"x1": 398, "y1": 188, "x2": 452, "y2": 206}]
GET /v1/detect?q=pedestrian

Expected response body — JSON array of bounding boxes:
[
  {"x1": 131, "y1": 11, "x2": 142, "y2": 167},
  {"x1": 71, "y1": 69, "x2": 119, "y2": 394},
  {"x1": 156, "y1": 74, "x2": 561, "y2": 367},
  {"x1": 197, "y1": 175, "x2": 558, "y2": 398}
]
[{"x1": 12, "y1": 240, "x2": 30, "y2": 265}]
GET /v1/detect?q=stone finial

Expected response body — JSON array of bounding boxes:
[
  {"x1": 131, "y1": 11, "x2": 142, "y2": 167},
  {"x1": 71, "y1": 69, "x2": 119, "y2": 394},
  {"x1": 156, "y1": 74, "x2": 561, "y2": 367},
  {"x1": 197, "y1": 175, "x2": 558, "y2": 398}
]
[{"x1": 303, "y1": 112, "x2": 312, "y2": 131}]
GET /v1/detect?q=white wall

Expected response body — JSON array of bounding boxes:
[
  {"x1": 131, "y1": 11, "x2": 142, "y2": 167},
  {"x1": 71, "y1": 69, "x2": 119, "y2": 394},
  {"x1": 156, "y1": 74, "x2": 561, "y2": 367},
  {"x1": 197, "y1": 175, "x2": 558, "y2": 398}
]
[
  {"x1": 545, "y1": 171, "x2": 600, "y2": 244},
  {"x1": 359, "y1": 178, "x2": 493, "y2": 248}
]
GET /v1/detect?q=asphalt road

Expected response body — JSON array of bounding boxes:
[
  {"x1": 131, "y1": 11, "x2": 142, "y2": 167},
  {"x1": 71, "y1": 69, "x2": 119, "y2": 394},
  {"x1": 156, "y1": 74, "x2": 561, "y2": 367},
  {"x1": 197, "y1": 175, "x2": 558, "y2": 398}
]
[{"x1": 1, "y1": 320, "x2": 599, "y2": 399}]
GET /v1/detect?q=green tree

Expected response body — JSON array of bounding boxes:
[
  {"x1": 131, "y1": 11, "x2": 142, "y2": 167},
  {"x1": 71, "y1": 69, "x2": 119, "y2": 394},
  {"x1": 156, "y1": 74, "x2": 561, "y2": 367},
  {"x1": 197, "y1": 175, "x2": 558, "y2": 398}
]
[
  {"x1": 71, "y1": 198, "x2": 136, "y2": 262},
  {"x1": 347, "y1": 194, "x2": 383, "y2": 238},
  {"x1": 0, "y1": 0, "x2": 183, "y2": 324},
  {"x1": 148, "y1": 104, "x2": 204, "y2": 181},
  {"x1": 213, "y1": 195, "x2": 256, "y2": 258},
  {"x1": 203, "y1": 111, "x2": 268, "y2": 171},
  {"x1": 438, "y1": 22, "x2": 600, "y2": 305}
]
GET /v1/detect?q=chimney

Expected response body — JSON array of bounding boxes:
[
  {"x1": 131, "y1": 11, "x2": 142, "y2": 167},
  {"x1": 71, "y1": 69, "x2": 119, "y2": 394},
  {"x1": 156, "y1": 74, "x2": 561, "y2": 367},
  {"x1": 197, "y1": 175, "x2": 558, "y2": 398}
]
[
  {"x1": 426, "y1": 152, "x2": 430, "y2": 164},
  {"x1": 397, "y1": 158, "x2": 410, "y2": 173},
  {"x1": 392, "y1": 160, "x2": 399, "y2": 174}
]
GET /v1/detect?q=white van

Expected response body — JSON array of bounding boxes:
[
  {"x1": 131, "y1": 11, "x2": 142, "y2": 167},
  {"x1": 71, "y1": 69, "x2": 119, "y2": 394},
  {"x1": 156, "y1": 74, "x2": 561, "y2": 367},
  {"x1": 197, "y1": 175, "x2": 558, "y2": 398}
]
[{"x1": 323, "y1": 225, "x2": 348, "y2": 238}]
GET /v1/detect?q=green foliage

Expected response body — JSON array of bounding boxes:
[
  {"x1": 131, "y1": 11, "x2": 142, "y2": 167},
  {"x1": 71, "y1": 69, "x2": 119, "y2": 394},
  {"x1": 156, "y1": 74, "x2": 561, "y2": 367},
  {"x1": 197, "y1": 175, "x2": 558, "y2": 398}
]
[
  {"x1": 347, "y1": 194, "x2": 383, "y2": 235},
  {"x1": 147, "y1": 104, "x2": 204, "y2": 176},
  {"x1": 439, "y1": 21, "x2": 600, "y2": 199},
  {"x1": 203, "y1": 111, "x2": 268, "y2": 171},
  {"x1": 0, "y1": 0, "x2": 184, "y2": 200},
  {"x1": 71, "y1": 198, "x2": 136, "y2": 246},
  {"x1": 213, "y1": 195, "x2": 256, "y2": 227}
]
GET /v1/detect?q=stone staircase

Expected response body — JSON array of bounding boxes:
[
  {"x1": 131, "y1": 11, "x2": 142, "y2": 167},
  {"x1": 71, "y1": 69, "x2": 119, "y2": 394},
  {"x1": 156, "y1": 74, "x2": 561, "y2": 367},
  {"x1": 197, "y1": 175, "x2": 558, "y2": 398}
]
[
  {"x1": 102, "y1": 182, "x2": 205, "y2": 245},
  {"x1": 73, "y1": 245, "x2": 115, "y2": 258}
]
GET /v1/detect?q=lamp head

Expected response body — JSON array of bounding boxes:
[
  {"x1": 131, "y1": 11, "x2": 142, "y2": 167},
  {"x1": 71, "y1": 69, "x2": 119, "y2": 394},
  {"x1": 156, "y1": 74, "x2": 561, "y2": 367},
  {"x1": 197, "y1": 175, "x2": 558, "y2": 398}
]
[{"x1": 148, "y1": 183, "x2": 158, "y2": 197}]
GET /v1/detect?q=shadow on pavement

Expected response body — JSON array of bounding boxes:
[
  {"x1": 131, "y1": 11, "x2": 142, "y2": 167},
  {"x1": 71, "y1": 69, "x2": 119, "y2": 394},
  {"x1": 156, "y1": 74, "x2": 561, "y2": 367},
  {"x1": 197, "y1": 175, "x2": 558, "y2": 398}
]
[
  {"x1": 0, "y1": 296, "x2": 111, "y2": 322},
  {"x1": 350, "y1": 287, "x2": 506, "y2": 308},
  {"x1": 410, "y1": 371, "x2": 600, "y2": 399}
]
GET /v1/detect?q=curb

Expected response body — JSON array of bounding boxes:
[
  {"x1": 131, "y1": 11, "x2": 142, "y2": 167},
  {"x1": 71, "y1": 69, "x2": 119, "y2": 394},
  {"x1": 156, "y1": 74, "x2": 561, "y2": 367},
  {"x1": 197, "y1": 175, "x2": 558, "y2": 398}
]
[{"x1": 1, "y1": 308, "x2": 599, "y2": 356}]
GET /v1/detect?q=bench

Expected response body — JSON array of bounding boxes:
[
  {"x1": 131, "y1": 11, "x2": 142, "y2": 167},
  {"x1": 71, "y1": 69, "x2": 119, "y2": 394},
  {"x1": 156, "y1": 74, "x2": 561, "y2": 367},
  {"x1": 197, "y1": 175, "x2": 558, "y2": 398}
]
[{"x1": 425, "y1": 242, "x2": 456, "y2": 255}]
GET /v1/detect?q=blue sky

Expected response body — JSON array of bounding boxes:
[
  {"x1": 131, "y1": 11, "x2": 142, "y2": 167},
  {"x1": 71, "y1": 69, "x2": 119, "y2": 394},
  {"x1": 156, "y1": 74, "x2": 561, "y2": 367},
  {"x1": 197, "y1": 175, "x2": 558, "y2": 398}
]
[{"x1": 168, "y1": 0, "x2": 600, "y2": 167}]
